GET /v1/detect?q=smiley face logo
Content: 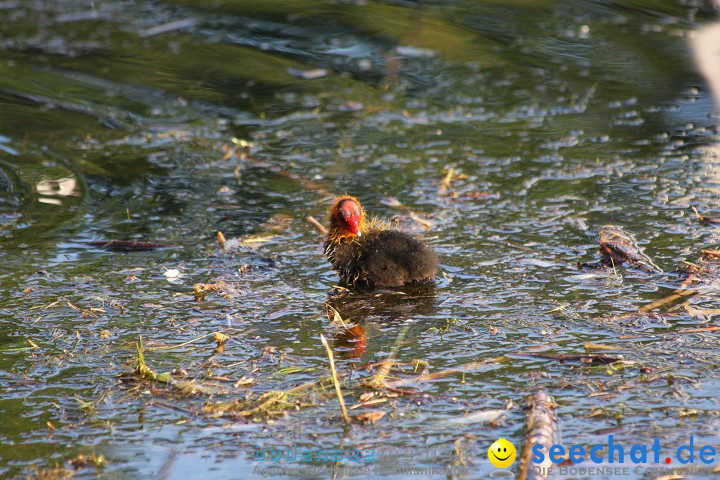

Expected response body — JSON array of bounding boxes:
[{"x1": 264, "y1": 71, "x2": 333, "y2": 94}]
[{"x1": 488, "y1": 438, "x2": 516, "y2": 468}]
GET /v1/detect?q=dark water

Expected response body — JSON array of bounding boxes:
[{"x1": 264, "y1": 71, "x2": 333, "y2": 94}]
[{"x1": 2, "y1": 1, "x2": 720, "y2": 479}]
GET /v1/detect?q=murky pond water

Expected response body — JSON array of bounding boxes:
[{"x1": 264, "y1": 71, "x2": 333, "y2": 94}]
[{"x1": 2, "y1": 1, "x2": 720, "y2": 479}]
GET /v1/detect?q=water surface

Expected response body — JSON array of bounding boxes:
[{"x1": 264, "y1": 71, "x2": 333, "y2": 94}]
[{"x1": 1, "y1": 1, "x2": 720, "y2": 479}]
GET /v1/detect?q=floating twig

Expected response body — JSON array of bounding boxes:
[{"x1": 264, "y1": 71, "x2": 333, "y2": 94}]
[{"x1": 513, "y1": 352, "x2": 624, "y2": 365}]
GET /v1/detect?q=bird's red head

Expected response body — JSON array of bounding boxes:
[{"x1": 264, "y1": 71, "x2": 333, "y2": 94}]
[
  {"x1": 329, "y1": 195, "x2": 366, "y2": 242},
  {"x1": 338, "y1": 199, "x2": 362, "y2": 235}
]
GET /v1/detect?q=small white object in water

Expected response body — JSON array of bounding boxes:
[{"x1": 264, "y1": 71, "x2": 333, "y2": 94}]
[
  {"x1": 164, "y1": 268, "x2": 182, "y2": 280},
  {"x1": 396, "y1": 45, "x2": 436, "y2": 58}
]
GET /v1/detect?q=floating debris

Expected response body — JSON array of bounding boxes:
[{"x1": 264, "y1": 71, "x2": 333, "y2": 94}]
[
  {"x1": 67, "y1": 453, "x2": 106, "y2": 472},
  {"x1": 192, "y1": 281, "x2": 237, "y2": 300},
  {"x1": 126, "y1": 337, "x2": 225, "y2": 395},
  {"x1": 515, "y1": 352, "x2": 626, "y2": 366},
  {"x1": 213, "y1": 332, "x2": 229, "y2": 347},
  {"x1": 164, "y1": 268, "x2": 182, "y2": 280},
  {"x1": 233, "y1": 376, "x2": 255, "y2": 388},
  {"x1": 355, "y1": 410, "x2": 385, "y2": 424},
  {"x1": 579, "y1": 226, "x2": 662, "y2": 273},
  {"x1": 700, "y1": 248, "x2": 720, "y2": 258},
  {"x1": 692, "y1": 206, "x2": 720, "y2": 225}
]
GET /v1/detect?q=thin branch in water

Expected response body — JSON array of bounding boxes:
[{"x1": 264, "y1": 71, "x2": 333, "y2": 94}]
[
  {"x1": 306, "y1": 216, "x2": 328, "y2": 235},
  {"x1": 320, "y1": 334, "x2": 350, "y2": 423}
]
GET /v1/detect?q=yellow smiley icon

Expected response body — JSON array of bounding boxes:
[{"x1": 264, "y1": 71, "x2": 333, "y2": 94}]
[{"x1": 488, "y1": 438, "x2": 516, "y2": 468}]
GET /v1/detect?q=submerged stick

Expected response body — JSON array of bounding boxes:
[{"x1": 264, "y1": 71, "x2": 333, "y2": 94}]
[
  {"x1": 638, "y1": 288, "x2": 698, "y2": 313},
  {"x1": 633, "y1": 264, "x2": 698, "y2": 315},
  {"x1": 517, "y1": 392, "x2": 558, "y2": 480},
  {"x1": 365, "y1": 325, "x2": 410, "y2": 388},
  {"x1": 514, "y1": 352, "x2": 623, "y2": 365},
  {"x1": 619, "y1": 325, "x2": 720, "y2": 340},
  {"x1": 320, "y1": 334, "x2": 350, "y2": 423},
  {"x1": 146, "y1": 332, "x2": 218, "y2": 351},
  {"x1": 383, "y1": 356, "x2": 507, "y2": 388}
]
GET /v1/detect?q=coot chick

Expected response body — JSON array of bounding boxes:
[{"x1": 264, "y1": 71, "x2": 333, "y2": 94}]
[{"x1": 324, "y1": 195, "x2": 438, "y2": 288}]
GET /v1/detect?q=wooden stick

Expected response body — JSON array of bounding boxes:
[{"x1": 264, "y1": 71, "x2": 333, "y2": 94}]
[
  {"x1": 320, "y1": 334, "x2": 350, "y2": 423},
  {"x1": 638, "y1": 288, "x2": 698, "y2": 313},
  {"x1": 306, "y1": 216, "x2": 328, "y2": 235},
  {"x1": 517, "y1": 392, "x2": 558, "y2": 480}
]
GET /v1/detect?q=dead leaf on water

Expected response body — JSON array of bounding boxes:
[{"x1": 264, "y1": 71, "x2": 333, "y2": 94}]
[
  {"x1": 359, "y1": 391, "x2": 380, "y2": 402},
  {"x1": 355, "y1": 410, "x2": 385, "y2": 424},
  {"x1": 234, "y1": 376, "x2": 255, "y2": 387}
]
